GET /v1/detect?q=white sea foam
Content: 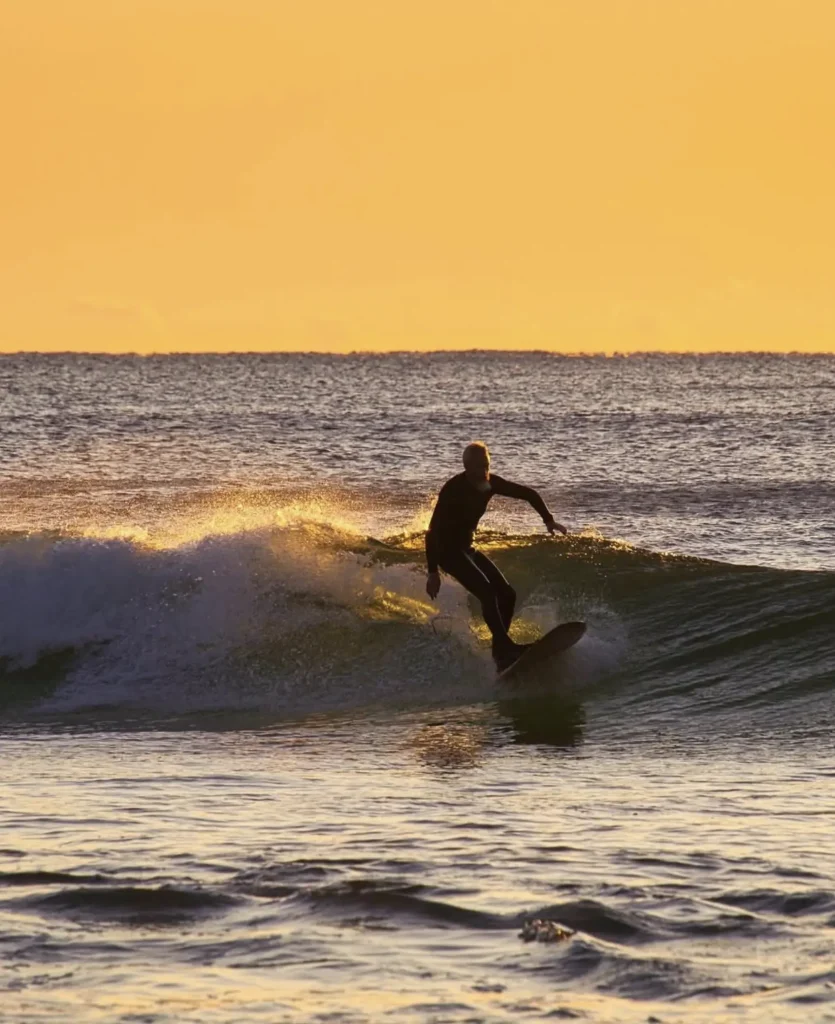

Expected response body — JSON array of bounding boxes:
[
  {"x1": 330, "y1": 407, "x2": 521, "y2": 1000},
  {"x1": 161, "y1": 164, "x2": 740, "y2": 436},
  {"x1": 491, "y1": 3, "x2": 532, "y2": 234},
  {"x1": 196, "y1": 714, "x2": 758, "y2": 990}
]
[{"x1": 0, "y1": 522, "x2": 496, "y2": 717}]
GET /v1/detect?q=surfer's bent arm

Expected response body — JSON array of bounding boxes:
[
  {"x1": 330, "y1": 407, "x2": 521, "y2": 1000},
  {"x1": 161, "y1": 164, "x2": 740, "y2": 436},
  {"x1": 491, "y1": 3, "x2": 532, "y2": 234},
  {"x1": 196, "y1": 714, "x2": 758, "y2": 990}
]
[
  {"x1": 425, "y1": 479, "x2": 455, "y2": 574},
  {"x1": 490, "y1": 475, "x2": 566, "y2": 534},
  {"x1": 425, "y1": 526, "x2": 440, "y2": 574}
]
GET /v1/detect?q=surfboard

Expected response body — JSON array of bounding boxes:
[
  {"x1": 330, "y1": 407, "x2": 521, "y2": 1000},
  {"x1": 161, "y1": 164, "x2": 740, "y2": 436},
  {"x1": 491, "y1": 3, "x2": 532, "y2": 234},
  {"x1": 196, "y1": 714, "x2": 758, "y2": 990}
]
[{"x1": 497, "y1": 621, "x2": 586, "y2": 682}]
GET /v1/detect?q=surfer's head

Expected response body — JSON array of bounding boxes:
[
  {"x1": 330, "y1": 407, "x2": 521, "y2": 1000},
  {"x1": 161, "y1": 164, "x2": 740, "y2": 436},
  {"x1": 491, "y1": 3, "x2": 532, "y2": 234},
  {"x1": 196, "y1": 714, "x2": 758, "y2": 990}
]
[{"x1": 463, "y1": 441, "x2": 490, "y2": 488}]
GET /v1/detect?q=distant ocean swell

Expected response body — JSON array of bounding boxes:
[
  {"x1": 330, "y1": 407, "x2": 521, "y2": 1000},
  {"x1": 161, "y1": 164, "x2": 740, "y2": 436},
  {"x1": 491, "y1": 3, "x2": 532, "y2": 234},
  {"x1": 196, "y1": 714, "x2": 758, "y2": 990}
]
[{"x1": 1, "y1": 517, "x2": 833, "y2": 731}]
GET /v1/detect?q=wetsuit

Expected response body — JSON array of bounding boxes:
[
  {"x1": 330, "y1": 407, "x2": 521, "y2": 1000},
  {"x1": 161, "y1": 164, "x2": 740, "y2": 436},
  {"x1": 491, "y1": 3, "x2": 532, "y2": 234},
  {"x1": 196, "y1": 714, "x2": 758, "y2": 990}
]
[{"x1": 425, "y1": 473, "x2": 554, "y2": 656}]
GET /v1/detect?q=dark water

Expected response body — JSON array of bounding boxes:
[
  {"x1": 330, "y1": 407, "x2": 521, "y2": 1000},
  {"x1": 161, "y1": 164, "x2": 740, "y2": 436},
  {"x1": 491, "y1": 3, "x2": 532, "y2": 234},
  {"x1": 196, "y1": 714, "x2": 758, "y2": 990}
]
[{"x1": 1, "y1": 353, "x2": 834, "y2": 1022}]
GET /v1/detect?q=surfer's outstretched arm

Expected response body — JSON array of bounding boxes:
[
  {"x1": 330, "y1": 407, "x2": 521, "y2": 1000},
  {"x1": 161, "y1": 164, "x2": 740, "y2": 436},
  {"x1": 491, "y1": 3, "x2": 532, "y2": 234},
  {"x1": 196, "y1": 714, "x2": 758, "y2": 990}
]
[{"x1": 490, "y1": 475, "x2": 567, "y2": 535}]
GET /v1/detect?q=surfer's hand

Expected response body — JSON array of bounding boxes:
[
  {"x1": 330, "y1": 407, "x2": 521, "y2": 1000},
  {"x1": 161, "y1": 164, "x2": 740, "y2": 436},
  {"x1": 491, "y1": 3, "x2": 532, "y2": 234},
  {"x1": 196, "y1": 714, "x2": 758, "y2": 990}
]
[
  {"x1": 426, "y1": 571, "x2": 441, "y2": 599},
  {"x1": 545, "y1": 517, "x2": 568, "y2": 536}
]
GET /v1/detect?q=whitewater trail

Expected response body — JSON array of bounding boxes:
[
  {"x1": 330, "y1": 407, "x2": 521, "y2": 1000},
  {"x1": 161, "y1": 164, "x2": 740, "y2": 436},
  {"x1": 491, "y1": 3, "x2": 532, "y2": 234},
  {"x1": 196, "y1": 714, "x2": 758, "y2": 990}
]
[{"x1": 0, "y1": 518, "x2": 616, "y2": 718}]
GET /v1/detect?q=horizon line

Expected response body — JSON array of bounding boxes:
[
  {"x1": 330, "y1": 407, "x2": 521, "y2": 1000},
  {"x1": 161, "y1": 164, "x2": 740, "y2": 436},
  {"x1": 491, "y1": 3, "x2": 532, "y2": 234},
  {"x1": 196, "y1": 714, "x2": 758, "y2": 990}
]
[{"x1": 2, "y1": 347, "x2": 835, "y2": 358}]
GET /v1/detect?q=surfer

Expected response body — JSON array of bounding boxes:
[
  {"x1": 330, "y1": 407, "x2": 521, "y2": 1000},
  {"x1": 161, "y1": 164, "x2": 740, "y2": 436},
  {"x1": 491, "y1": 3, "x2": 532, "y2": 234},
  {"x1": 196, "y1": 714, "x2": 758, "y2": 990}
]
[{"x1": 425, "y1": 442, "x2": 567, "y2": 671}]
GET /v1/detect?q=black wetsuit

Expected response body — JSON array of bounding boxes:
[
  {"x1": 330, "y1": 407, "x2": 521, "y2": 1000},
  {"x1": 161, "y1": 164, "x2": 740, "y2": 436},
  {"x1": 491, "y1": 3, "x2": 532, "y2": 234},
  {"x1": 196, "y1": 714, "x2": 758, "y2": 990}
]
[{"x1": 425, "y1": 473, "x2": 553, "y2": 654}]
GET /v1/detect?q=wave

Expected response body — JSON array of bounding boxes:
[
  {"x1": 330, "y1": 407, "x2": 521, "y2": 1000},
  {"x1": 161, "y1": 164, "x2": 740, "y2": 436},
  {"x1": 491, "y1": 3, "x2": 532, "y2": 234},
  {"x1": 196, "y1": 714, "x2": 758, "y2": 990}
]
[
  {"x1": 5, "y1": 865, "x2": 784, "y2": 942},
  {"x1": 7, "y1": 862, "x2": 831, "y2": 1008},
  {"x1": 1, "y1": 517, "x2": 833, "y2": 734},
  {"x1": 15, "y1": 884, "x2": 240, "y2": 925}
]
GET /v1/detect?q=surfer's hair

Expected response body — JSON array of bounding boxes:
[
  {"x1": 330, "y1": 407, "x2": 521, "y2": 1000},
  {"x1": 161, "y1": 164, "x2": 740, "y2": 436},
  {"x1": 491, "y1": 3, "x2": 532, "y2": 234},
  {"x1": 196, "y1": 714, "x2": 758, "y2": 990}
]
[{"x1": 463, "y1": 441, "x2": 490, "y2": 468}]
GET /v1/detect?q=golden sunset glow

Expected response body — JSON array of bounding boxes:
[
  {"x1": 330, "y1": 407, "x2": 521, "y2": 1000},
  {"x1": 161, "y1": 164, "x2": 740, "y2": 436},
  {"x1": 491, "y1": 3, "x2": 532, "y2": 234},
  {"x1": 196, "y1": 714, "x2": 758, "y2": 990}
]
[{"x1": 2, "y1": 1, "x2": 834, "y2": 353}]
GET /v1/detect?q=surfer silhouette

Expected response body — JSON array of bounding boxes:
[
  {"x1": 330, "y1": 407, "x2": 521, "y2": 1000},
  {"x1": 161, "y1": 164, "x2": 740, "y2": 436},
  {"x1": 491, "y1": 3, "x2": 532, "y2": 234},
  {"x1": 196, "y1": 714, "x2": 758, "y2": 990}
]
[{"x1": 425, "y1": 442, "x2": 567, "y2": 671}]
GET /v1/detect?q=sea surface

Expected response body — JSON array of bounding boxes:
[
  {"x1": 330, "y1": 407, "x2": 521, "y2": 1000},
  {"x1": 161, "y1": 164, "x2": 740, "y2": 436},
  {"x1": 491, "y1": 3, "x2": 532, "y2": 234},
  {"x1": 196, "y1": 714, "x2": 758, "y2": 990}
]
[{"x1": 1, "y1": 352, "x2": 834, "y2": 1023}]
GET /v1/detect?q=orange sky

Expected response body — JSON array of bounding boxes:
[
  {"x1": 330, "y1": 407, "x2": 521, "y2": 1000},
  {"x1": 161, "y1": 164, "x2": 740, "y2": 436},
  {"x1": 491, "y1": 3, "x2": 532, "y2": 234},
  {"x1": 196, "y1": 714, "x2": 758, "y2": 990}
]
[{"x1": 2, "y1": 1, "x2": 834, "y2": 353}]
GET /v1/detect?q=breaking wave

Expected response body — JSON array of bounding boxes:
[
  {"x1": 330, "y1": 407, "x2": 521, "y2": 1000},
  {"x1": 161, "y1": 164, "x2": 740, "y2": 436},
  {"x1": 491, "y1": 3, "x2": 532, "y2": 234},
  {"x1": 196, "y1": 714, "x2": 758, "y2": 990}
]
[{"x1": 1, "y1": 515, "x2": 833, "y2": 736}]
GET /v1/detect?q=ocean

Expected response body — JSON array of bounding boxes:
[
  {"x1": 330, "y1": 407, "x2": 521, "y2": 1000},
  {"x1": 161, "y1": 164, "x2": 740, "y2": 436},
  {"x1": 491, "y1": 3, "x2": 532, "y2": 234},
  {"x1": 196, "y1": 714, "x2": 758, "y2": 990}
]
[{"x1": 1, "y1": 352, "x2": 834, "y2": 1023}]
